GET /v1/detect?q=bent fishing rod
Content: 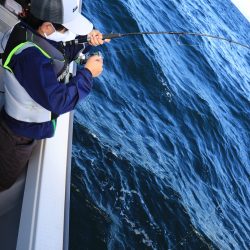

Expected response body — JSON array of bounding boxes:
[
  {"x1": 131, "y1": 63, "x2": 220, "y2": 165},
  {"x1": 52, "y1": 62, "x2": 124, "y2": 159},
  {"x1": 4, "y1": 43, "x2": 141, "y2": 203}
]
[{"x1": 63, "y1": 31, "x2": 250, "y2": 49}]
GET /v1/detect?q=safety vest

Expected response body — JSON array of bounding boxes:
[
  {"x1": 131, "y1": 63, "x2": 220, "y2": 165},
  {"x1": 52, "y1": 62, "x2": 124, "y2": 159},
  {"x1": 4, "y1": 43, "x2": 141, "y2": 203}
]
[{"x1": 2, "y1": 23, "x2": 69, "y2": 124}]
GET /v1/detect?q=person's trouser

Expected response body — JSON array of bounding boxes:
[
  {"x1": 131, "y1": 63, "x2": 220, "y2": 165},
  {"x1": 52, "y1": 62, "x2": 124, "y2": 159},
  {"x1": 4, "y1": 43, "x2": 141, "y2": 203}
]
[{"x1": 0, "y1": 119, "x2": 37, "y2": 190}]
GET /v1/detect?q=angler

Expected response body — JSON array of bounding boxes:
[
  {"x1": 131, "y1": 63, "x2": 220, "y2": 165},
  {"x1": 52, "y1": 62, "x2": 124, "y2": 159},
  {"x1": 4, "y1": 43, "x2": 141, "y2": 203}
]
[{"x1": 0, "y1": 0, "x2": 106, "y2": 190}]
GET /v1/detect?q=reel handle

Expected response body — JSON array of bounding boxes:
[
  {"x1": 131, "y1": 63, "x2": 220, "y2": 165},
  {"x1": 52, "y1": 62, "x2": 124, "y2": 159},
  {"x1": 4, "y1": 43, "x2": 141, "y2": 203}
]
[{"x1": 76, "y1": 51, "x2": 103, "y2": 65}]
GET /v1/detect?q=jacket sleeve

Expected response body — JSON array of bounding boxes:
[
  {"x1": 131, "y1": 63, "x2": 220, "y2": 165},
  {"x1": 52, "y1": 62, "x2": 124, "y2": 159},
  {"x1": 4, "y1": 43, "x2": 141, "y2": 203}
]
[{"x1": 10, "y1": 47, "x2": 93, "y2": 115}]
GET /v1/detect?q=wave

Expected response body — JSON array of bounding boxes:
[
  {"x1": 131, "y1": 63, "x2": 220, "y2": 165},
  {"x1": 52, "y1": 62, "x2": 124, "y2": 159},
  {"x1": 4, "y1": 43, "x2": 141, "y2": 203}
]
[
  {"x1": 71, "y1": 120, "x2": 218, "y2": 249},
  {"x1": 71, "y1": 0, "x2": 250, "y2": 249}
]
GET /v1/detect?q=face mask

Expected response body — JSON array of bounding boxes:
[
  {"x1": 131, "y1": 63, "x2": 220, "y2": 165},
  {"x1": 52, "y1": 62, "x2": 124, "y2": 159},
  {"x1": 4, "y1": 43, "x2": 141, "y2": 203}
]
[{"x1": 44, "y1": 25, "x2": 76, "y2": 42}]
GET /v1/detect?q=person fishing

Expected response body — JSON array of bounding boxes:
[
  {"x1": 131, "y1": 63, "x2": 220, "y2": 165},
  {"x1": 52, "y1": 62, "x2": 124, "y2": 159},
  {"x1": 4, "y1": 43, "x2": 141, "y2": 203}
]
[{"x1": 0, "y1": 0, "x2": 109, "y2": 191}]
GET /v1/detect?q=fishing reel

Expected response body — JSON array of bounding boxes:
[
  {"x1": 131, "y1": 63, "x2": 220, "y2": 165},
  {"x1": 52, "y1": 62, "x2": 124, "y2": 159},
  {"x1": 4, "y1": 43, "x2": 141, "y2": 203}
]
[{"x1": 75, "y1": 51, "x2": 103, "y2": 65}]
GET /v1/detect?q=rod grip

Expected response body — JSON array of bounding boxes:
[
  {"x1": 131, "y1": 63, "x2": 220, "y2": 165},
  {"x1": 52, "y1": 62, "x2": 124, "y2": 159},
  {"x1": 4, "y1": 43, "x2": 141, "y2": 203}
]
[
  {"x1": 102, "y1": 33, "x2": 122, "y2": 40},
  {"x1": 65, "y1": 33, "x2": 122, "y2": 45}
]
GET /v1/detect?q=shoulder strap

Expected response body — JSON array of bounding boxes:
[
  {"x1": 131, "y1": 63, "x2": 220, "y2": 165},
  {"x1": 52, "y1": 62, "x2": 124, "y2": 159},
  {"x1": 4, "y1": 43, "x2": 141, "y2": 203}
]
[
  {"x1": 25, "y1": 28, "x2": 65, "y2": 62},
  {"x1": 3, "y1": 41, "x2": 52, "y2": 72},
  {"x1": 3, "y1": 23, "x2": 66, "y2": 76}
]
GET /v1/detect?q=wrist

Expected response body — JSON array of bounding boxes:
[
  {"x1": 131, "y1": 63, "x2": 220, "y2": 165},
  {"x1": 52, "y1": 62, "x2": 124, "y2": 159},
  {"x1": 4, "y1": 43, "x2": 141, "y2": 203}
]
[{"x1": 83, "y1": 67, "x2": 93, "y2": 77}]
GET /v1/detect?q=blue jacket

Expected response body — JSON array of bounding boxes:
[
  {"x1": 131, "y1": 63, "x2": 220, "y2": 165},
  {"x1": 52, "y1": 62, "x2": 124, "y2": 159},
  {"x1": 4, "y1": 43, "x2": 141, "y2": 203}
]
[{"x1": 1, "y1": 40, "x2": 93, "y2": 139}]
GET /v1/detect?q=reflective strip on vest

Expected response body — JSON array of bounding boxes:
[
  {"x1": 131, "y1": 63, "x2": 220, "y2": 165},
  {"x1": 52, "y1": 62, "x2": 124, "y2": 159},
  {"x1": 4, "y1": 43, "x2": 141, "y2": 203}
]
[{"x1": 3, "y1": 42, "x2": 53, "y2": 123}]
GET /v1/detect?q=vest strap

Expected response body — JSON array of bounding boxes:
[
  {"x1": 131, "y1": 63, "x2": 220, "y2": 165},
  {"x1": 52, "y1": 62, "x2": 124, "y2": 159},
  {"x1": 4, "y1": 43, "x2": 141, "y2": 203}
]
[{"x1": 3, "y1": 42, "x2": 52, "y2": 72}]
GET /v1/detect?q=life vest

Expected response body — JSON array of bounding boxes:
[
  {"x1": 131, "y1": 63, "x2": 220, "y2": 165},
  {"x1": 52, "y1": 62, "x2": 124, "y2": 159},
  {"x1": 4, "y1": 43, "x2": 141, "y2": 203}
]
[{"x1": 2, "y1": 22, "x2": 69, "y2": 123}]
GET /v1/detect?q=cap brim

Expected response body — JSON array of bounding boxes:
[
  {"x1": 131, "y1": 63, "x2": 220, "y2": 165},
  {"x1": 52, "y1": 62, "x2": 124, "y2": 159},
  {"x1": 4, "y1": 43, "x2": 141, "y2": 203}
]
[{"x1": 63, "y1": 13, "x2": 93, "y2": 36}]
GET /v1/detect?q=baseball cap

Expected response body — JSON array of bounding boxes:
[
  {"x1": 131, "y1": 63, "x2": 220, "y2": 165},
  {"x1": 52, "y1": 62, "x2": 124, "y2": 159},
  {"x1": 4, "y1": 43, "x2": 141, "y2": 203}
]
[{"x1": 30, "y1": 0, "x2": 93, "y2": 35}]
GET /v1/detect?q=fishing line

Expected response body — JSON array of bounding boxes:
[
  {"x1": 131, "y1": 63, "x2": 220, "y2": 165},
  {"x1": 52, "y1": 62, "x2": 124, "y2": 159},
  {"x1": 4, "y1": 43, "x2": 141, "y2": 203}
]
[
  {"x1": 100, "y1": 37, "x2": 203, "y2": 57},
  {"x1": 65, "y1": 31, "x2": 250, "y2": 50},
  {"x1": 91, "y1": 33, "x2": 212, "y2": 60}
]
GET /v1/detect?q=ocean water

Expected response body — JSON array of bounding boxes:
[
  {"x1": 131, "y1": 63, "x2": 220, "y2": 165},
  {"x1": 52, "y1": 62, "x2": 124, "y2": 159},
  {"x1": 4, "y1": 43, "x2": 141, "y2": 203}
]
[{"x1": 69, "y1": 0, "x2": 250, "y2": 249}]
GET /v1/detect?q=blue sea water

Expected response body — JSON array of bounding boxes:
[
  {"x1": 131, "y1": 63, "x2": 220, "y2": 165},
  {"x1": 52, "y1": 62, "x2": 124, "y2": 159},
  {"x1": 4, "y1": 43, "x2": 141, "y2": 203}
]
[{"x1": 69, "y1": 0, "x2": 250, "y2": 249}]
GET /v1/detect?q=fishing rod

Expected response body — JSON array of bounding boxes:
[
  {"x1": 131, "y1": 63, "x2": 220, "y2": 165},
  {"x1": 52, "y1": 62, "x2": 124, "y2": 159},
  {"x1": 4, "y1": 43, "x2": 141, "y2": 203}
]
[{"x1": 64, "y1": 31, "x2": 250, "y2": 49}]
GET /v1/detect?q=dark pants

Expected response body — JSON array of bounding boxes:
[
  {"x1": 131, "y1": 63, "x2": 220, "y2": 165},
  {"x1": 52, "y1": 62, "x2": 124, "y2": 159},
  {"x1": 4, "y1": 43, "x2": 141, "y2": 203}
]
[{"x1": 0, "y1": 119, "x2": 37, "y2": 190}]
